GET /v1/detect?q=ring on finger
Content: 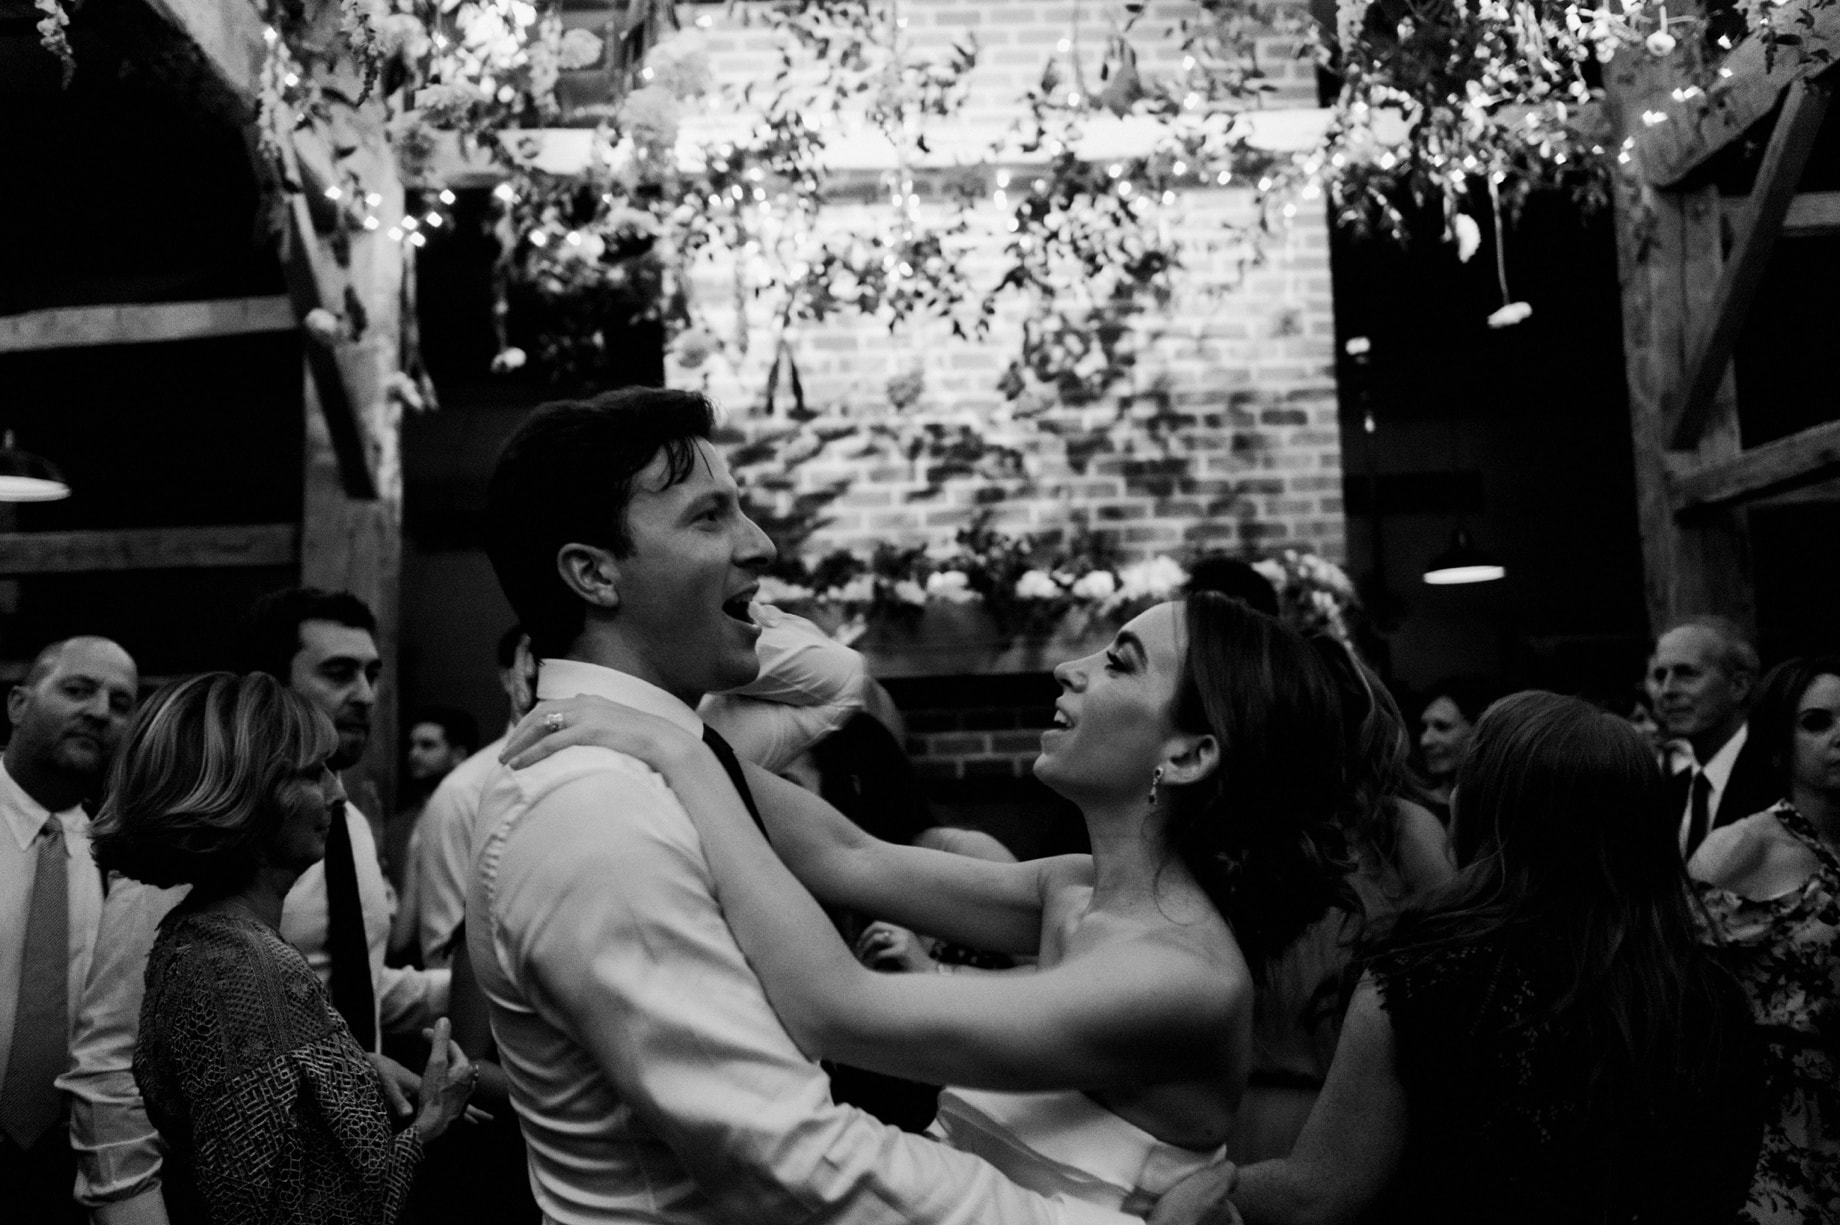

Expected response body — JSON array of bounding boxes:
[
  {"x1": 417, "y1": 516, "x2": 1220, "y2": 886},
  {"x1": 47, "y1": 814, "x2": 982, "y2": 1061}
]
[{"x1": 546, "y1": 711, "x2": 566, "y2": 733}]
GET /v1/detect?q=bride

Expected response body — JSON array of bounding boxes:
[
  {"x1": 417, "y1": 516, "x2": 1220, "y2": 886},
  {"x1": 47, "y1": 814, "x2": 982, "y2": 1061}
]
[{"x1": 504, "y1": 593, "x2": 1355, "y2": 1215}]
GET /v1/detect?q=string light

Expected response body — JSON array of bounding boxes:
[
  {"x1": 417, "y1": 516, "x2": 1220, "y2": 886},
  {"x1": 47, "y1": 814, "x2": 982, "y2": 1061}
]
[
  {"x1": 438, "y1": 189, "x2": 456, "y2": 205},
  {"x1": 323, "y1": 186, "x2": 342, "y2": 201}
]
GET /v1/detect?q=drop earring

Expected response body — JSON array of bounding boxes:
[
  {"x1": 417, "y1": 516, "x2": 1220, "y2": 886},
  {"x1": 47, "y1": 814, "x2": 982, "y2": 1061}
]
[{"x1": 1147, "y1": 766, "x2": 1164, "y2": 807}]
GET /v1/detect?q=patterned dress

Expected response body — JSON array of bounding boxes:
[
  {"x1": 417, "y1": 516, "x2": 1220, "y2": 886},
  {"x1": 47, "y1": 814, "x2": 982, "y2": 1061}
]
[
  {"x1": 1696, "y1": 803, "x2": 1840, "y2": 1225},
  {"x1": 135, "y1": 909, "x2": 423, "y2": 1225}
]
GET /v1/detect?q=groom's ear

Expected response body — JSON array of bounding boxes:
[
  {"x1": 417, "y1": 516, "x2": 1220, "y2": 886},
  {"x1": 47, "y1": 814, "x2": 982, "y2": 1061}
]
[{"x1": 556, "y1": 543, "x2": 621, "y2": 611}]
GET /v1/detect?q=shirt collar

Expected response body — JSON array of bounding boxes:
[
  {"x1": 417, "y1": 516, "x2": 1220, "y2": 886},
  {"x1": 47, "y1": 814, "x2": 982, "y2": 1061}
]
[
  {"x1": 0, "y1": 758, "x2": 84, "y2": 854},
  {"x1": 1699, "y1": 722, "x2": 1749, "y2": 791},
  {"x1": 536, "y1": 658, "x2": 705, "y2": 739}
]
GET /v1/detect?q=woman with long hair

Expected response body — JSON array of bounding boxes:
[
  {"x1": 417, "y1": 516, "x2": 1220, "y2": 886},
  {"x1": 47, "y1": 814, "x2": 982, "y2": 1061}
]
[
  {"x1": 1690, "y1": 656, "x2": 1840, "y2": 1224},
  {"x1": 1231, "y1": 650, "x2": 1453, "y2": 1162},
  {"x1": 1171, "y1": 691, "x2": 1762, "y2": 1225},
  {"x1": 502, "y1": 593, "x2": 1354, "y2": 1214},
  {"x1": 88, "y1": 673, "x2": 476, "y2": 1225}
]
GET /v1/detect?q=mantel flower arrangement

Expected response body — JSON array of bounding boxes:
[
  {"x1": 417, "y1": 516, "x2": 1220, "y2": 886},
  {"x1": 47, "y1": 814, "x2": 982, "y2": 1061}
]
[{"x1": 753, "y1": 517, "x2": 1359, "y2": 649}]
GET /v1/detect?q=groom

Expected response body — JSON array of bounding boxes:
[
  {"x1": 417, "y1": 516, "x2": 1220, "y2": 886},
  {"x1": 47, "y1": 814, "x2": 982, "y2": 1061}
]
[{"x1": 471, "y1": 388, "x2": 1167, "y2": 1224}]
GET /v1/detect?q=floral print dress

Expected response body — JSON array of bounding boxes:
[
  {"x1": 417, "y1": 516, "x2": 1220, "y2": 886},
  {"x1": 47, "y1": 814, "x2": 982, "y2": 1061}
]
[{"x1": 1696, "y1": 803, "x2": 1840, "y2": 1225}]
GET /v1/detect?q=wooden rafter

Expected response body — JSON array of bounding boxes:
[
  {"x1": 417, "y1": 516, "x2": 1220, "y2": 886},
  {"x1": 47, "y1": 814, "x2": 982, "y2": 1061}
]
[
  {"x1": 1673, "y1": 419, "x2": 1840, "y2": 513},
  {"x1": 0, "y1": 297, "x2": 295, "y2": 353},
  {"x1": 1722, "y1": 190, "x2": 1840, "y2": 238},
  {"x1": 133, "y1": 0, "x2": 265, "y2": 102},
  {"x1": 0, "y1": 525, "x2": 298, "y2": 575},
  {"x1": 1669, "y1": 77, "x2": 1832, "y2": 451},
  {"x1": 1638, "y1": 0, "x2": 1840, "y2": 188}
]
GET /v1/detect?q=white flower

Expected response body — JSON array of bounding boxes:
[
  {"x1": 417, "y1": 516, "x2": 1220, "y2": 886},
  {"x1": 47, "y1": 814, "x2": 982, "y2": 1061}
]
[
  {"x1": 1487, "y1": 301, "x2": 1533, "y2": 328},
  {"x1": 413, "y1": 81, "x2": 484, "y2": 121},
  {"x1": 925, "y1": 571, "x2": 979, "y2": 604},
  {"x1": 1014, "y1": 569, "x2": 1061, "y2": 601},
  {"x1": 490, "y1": 347, "x2": 527, "y2": 373},
  {"x1": 835, "y1": 576, "x2": 876, "y2": 604},
  {"x1": 1645, "y1": 29, "x2": 1677, "y2": 56},
  {"x1": 673, "y1": 327, "x2": 717, "y2": 370},
  {"x1": 756, "y1": 575, "x2": 813, "y2": 605},
  {"x1": 893, "y1": 579, "x2": 928, "y2": 607},
  {"x1": 1452, "y1": 214, "x2": 1481, "y2": 263},
  {"x1": 923, "y1": 540, "x2": 963, "y2": 563},
  {"x1": 304, "y1": 308, "x2": 342, "y2": 345},
  {"x1": 1071, "y1": 570, "x2": 1118, "y2": 602},
  {"x1": 377, "y1": 12, "x2": 429, "y2": 59},
  {"x1": 1118, "y1": 555, "x2": 1189, "y2": 601},
  {"x1": 557, "y1": 27, "x2": 604, "y2": 70},
  {"x1": 1252, "y1": 558, "x2": 1286, "y2": 587}
]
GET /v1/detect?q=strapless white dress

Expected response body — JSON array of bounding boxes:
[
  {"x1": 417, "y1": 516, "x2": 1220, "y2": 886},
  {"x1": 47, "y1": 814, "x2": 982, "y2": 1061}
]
[{"x1": 928, "y1": 1087, "x2": 1228, "y2": 1217}]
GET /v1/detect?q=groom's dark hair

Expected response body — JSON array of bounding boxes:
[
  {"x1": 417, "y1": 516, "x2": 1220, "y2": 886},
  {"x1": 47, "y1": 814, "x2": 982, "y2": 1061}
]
[{"x1": 486, "y1": 387, "x2": 717, "y2": 659}]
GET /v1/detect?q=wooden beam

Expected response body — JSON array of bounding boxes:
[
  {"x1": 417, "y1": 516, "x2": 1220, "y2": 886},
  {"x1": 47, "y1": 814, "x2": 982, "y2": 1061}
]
[
  {"x1": 0, "y1": 525, "x2": 298, "y2": 575},
  {"x1": 1722, "y1": 191, "x2": 1840, "y2": 238},
  {"x1": 282, "y1": 193, "x2": 380, "y2": 500},
  {"x1": 1673, "y1": 419, "x2": 1840, "y2": 513},
  {"x1": 1670, "y1": 78, "x2": 1832, "y2": 451},
  {"x1": 1638, "y1": 6, "x2": 1840, "y2": 188},
  {"x1": 133, "y1": 0, "x2": 266, "y2": 101},
  {"x1": 0, "y1": 296, "x2": 295, "y2": 353}
]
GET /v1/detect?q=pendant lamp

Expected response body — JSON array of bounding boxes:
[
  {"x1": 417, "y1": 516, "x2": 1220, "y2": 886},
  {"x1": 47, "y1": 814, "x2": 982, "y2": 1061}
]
[
  {"x1": 0, "y1": 432, "x2": 70, "y2": 502},
  {"x1": 1422, "y1": 526, "x2": 1504, "y2": 586}
]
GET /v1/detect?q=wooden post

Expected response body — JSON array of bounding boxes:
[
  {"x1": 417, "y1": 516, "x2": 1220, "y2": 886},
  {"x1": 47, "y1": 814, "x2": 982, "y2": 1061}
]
[{"x1": 1606, "y1": 50, "x2": 1754, "y2": 635}]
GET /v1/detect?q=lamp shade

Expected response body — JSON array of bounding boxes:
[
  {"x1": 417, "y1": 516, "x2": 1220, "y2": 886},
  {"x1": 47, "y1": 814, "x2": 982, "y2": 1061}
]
[
  {"x1": 0, "y1": 431, "x2": 71, "y2": 502},
  {"x1": 1422, "y1": 526, "x2": 1504, "y2": 585}
]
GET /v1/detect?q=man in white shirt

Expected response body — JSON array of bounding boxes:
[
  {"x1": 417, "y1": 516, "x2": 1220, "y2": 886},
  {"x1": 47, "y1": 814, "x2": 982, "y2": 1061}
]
[
  {"x1": 1652, "y1": 617, "x2": 1779, "y2": 857},
  {"x1": 0, "y1": 637, "x2": 137, "y2": 1225},
  {"x1": 468, "y1": 388, "x2": 1142, "y2": 1225},
  {"x1": 61, "y1": 590, "x2": 449, "y2": 1225}
]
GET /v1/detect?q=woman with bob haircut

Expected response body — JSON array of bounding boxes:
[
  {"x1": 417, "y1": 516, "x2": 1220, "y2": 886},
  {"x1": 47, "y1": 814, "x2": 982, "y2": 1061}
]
[
  {"x1": 501, "y1": 592, "x2": 1357, "y2": 1214},
  {"x1": 88, "y1": 672, "x2": 476, "y2": 1225},
  {"x1": 1690, "y1": 655, "x2": 1840, "y2": 1225},
  {"x1": 1164, "y1": 690, "x2": 1764, "y2": 1225}
]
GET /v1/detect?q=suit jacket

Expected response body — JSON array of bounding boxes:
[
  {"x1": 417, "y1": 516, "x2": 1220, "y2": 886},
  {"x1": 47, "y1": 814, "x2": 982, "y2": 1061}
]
[{"x1": 1714, "y1": 731, "x2": 1782, "y2": 829}]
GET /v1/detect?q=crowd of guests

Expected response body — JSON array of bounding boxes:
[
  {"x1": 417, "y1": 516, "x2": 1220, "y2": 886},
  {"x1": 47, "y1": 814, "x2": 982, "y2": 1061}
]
[{"x1": 0, "y1": 390, "x2": 1834, "y2": 1225}]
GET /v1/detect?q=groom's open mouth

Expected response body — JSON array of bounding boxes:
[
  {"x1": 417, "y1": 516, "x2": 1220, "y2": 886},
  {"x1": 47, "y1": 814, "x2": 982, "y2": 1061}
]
[{"x1": 721, "y1": 587, "x2": 758, "y2": 625}]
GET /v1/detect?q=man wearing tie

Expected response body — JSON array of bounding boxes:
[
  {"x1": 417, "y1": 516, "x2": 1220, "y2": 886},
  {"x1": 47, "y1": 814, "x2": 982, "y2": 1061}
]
[
  {"x1": 469, "y1": 389, "x2": 1140, "y2": 1224},
  {"x1": 0, "y1": 637, "x2": 138, "y2": 1224},
  {"x1": 62, "y1": 591, "x2": 448, "y2": 1225},
  {"x1": 1652, "y1": 617, "x2": 1781, "y2": 860}
]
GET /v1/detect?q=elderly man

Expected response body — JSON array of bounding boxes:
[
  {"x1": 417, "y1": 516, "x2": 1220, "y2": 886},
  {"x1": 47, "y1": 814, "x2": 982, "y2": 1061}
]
[
  {"x1": 1651, "y1": 616, "x2": 1780, "y2": 858},
  {"x1": 62, "y1": 590, "x2": 448, "y2": 1225},
  {"x1": 0, "y1": 637, "x2": 137, "y2": 1224}
]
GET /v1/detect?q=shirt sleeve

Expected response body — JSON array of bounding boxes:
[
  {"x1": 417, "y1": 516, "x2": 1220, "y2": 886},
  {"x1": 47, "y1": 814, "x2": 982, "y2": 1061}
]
[
  {"x1": 60, "y1": 876, "x2": 186, "y2": 1221},
  {"x1": 493, "y1": 766, "x2": 1137, "y2": 1225},
  {"x1": 414, "y1": 775, "x2": 476, "y2": 969},
  {"x1": 698, "y1": 604, "x2": 868, "y2": 773}
]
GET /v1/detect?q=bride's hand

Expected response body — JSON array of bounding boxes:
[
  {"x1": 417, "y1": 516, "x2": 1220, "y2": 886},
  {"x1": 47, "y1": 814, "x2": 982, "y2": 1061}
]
[{"x1": 501, "y1": 696, "x2": 706, "y2": 774}]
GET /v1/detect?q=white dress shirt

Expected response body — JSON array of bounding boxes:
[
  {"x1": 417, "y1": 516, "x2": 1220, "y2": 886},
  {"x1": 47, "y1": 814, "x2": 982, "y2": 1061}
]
[
  {"x1": 0, "y1": 760, "x2": 102, "y2": 1107},
  {"x1": 61, "y1": 800, "x2": 450, "y2": 1224},
  {"x1": 467, "y1": 658, "x2": 1133, "y2": 1225},
  {"x1": 1677, "y1": 723, "x2": 1749, "y2": 854},
  {"x1": 416, "y1": 604, "x2": 866, "y2": 968}
]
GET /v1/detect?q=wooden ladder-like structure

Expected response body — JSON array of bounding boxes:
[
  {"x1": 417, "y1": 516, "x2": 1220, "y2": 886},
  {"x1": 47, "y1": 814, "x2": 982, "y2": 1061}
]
[{"x1": 1608, "y1": 2, "x2": 1840, "y2": 632}]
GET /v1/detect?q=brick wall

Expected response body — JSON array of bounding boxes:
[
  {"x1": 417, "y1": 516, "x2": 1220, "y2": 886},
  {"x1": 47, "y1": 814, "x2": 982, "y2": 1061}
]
[{"x1": 664, "y1": 0, "x2": 1345, "y2": 567}]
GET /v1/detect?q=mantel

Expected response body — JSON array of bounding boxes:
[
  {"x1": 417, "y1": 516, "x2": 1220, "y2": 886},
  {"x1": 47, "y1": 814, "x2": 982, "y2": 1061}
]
[{"x1": 809, "y1": 601, "x2": 1119, "y2": 680}]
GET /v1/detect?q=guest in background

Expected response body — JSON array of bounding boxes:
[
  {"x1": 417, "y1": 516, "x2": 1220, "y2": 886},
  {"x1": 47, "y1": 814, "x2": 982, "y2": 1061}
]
[
  {"x1": 1231, "y1": 648, "x2": 1452, "y2": 1162},
  {"x1": 385, "y1": 706, "x2": 477, "y2": 893},
  {"x1": 1622, "y1": 680, "x2": 1667, "y2": 767},
  {"x1": 64, "y1": 589, "x2": 449, "y2": 1225},
  {"x1": 0, "y1": 637, "x2": 138, "y2": 1225},
  {"x1": 1415, "y1": 676, "x2": 1499, "y2": 818},
  {"x1": 1165, "y1": 692, "x2": 1763, "y2": 1225},
  {"x1": 1690, "y1": 656, "x2": 1840, "y2": 1225},
  {"x1": 88, "y1": 672, "x2": 475, "y2": 1225},
  {"x1": 1652, "y1": 617, "x2": 1781, "y2": 858}
]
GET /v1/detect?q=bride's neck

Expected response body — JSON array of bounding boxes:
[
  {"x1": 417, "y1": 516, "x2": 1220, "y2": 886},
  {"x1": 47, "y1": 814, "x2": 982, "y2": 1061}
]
[{"x1": 1082, "y1": 800, "x2": 1180, "y2": 909}]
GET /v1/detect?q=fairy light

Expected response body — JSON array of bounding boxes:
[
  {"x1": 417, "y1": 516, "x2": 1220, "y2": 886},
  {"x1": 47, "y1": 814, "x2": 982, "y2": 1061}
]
[
  {"x1": 1184, "y1": 92, "x2": 1202, "y2": 109},
  {"x1": 438, "y1": 189, "x2": 456, "y2": 205},
  {"x1": 565, "y1": 231, "x2": 581, "y2": 246},
  {"x1": 1161, "y1": 190, "x2": 1175, "y2": 205},
  {"x1": 1057, "y1": 37, "x2": 1072, "y2": 52},
  {"x1": 1108, "y1": 163, "x2": 1124, "y2": 178},
  {"x1": 324, "y1": 186, "x2": 343, "y2": 201},
  {"x1": 262, "y1": 25, "x2": 278, "y2": 45},
  {"x1": 284, "y1": 73, "x2": 300, "y2": 87},
  {"x1": 1182, "y1": 55, "x2": 1196, "y2": 70},
  {"x1": 493, "y1": 183, "x2": 515, "y2": 203},
  {"x1": 1118, "y1": 180, "x2": 1133, "y2": 196},
  {"x1": 387, "y1": 226, "x2": 404, "y2": 242},
  {"x1": 362, "y1": 216, "x2": 379, "y2": 231},
  {"x1": 1258, "y1": 176, "x2": 1273, "y2": 191},
  {"x1": 409, "y1": 232, "x2": 428, "y2": 248},
  {"x1": 1216, "y1": 170, "x2": 1231, "y2": 185},
  {"x1": 1642, "y1": 109, "x2": 1668, "y2": 126},
  {"x1": 1065, "y1": 92, "x2": 1081, "y2": 107},
  {"x1": 695, "y1": 12, "x2": 712, "y2": 27},
  {"x1": 529, "y1": 230, "x2": 547, "y2": 247},
  {"x1": 997, "y1": 169, "x2": 1011, "y2": 188},
  {"x1": 425, "y1": 212, "x2": 443, "y2": 227},
  {"x1": 1172, "y1": 161, "x2": 1187, "y2": 176},
  {"x1": 754, "y1": 187, "x2": 767, "y2": 201},
  {"x1": 641, "y1": 66, "x2": 654, "y2": 81},
  {"x1": 402, "y1": 216, "x2": 419, "y2": 231}
]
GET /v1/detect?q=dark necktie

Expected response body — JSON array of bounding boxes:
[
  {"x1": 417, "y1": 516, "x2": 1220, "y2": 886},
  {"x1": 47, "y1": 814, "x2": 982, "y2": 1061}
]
[
  {"x1": 0, "y1": 815, "x2": 66, "y2": 1149},
  {"x1": 1685, "y1": 771, "x2": 1714, "y2": 860},
  {"x1": 321, "y1": 807, "x2": 377, "y2": 1051},
  {"x1": 701, "y1": 725, "x2": 769, "y2": 840}
]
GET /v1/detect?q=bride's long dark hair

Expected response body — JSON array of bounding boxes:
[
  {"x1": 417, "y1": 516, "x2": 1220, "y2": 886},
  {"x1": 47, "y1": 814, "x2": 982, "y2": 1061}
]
[{"x1": 1164, "y1": 592, "x2": 1358, "y2": 981}]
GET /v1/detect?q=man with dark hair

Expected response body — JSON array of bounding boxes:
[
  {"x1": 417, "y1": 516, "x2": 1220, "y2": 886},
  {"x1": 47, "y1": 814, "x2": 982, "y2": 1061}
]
[
  {"x1": 1652, "y1": 615, "x2": 1779, "y2": 857},
  {"x1": 468, "y1": 388, "x2": 1136, "y2": 1224},
  {"x1": 64, "y1": 590, "x2": 448, "y2": 1225},
  {"x1": 406, "y1": 706, "x2": 478, "y2": 793},
  {"x1": 1, "y1": 637, "x2": 137, "y2": 1225}
]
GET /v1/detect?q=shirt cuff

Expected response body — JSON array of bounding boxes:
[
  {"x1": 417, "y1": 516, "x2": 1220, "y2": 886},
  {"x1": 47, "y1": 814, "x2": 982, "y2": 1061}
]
[{"x1": 88, "y1": 1189, "x2": 171, "y2": 1225}]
